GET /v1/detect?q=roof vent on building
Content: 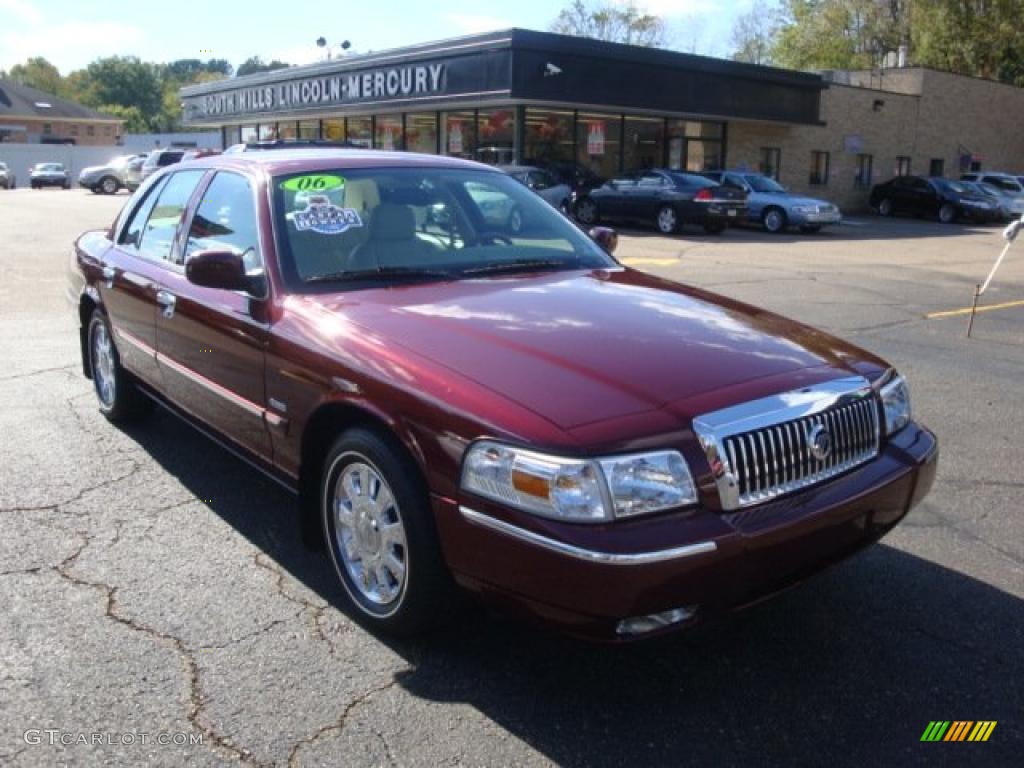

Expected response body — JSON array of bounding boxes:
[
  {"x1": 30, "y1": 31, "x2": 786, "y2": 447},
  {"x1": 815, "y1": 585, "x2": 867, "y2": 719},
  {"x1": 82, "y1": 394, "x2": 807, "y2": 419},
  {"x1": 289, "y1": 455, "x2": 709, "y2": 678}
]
[{"x1": 34, "y1": 101, "x2": 52, "y2": 108}]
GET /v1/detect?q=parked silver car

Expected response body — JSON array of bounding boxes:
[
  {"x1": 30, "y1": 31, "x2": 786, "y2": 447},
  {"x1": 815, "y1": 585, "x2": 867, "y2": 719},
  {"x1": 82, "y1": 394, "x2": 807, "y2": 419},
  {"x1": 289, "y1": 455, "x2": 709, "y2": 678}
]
[
  {"x1": 500, "y1": 165, "x2": 573, "y2": 215},
  {"x1": 29, "y1": 163, "x2": 70, "y2": 189},
  {"x1": 961, "y1": 180, "x2": 1024, "y2": 221},
  {"x1": 0, "y1": 161, "x2": 14, "y2": 189},
  {"x1": 77, "y1": 154, "x2": 142, "y2": 194},
  {"x1": 702, "y1": 171, "x2": 842, "y2": 233}
]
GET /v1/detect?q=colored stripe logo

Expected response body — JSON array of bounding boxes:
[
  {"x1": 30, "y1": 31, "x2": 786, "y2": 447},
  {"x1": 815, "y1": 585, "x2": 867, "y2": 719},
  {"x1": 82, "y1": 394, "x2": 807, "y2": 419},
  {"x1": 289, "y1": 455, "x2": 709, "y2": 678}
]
[{"x1": 921, "y1": 721, "x2": 997, "y2": 742}]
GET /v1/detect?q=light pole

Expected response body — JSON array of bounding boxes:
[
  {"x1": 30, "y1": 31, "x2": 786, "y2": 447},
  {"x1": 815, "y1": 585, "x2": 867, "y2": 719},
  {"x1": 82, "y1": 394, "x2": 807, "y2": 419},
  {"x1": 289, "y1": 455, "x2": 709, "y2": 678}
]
[{"x1": 316, "y1": 37, "x2": 351, "y2": 61}]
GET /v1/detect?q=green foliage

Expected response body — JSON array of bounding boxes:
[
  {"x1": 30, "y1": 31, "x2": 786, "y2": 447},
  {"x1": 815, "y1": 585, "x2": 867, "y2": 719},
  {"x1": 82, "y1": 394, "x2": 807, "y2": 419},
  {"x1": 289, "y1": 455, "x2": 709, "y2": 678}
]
[
  {"x1": 551, "y1": 0, "x2": 666, "y2": 47},
  {"x1": 81, "y1": 56, "x2": 163, "y2": 119},
  {"x1": 6, "y1": 56, "x2": 65, "y2": 96},
  {"x1": 731, "y1": 1, "x2": 781, "y2": 65},
  {"x1": 95, "y1": 103, "x2": 148, "y2": 133},
  {"x1": 771, "y1": 0, "x2": 904, "y2": 70},
  {"x1": 236, "y1": 57, "x2": 292, "y2": 77}
]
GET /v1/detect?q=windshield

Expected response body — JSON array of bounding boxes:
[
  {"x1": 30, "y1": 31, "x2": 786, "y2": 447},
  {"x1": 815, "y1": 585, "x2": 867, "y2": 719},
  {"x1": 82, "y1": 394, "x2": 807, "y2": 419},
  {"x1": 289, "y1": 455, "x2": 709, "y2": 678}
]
[
  {"x1": 272, "y1": 167, "x2": 616, "y2": 290},
  {"x1": 745, "y1": 175, "x2": 787, "y2": 193},
  {"x1": 933, "y1": 179, "x2": 970, "y2": 195},
  {"x1": 38, "y1": 164, "x2": 62, "y2": 171}
]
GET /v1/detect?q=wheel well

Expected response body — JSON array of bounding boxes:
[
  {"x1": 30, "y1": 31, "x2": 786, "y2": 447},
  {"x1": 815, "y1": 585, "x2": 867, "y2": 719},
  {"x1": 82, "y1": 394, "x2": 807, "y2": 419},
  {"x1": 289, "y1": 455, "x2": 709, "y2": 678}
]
[
  {"x1": 297, "y1": 402, "x2": 426, "y2": 550},
  {"x1": 79, "y1": 295, "x2": 98, "y2": 378}
]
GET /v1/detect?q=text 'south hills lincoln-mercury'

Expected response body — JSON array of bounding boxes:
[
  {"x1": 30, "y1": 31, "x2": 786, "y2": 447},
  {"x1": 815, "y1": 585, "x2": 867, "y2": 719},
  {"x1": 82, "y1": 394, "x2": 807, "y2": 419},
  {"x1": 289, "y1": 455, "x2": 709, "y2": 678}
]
[{"x1": 68, "y1": 149, "x2": 937, "y2": 640}]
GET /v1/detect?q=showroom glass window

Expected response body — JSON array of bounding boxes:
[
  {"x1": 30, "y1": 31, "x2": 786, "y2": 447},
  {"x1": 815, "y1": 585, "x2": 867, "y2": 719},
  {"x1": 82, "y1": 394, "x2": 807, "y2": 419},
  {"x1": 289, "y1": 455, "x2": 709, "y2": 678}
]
[
  {"x1": 524, "y1": 109, "x2": 574, "y2": 166},
  {"x1": 577, "y1": 112, "x2": 621, "y2": 179},
  {"x1": 929, "y1": 158, "x2": 944, "y2": 177},
  {"x1": 240, "y1": 124, "x2": 258, "y2": 143},
  {"x1": 258, "y1": 124, "x2": 277, "y2": 140},
  {"x1": 623, "y1": 116, "x2": 664, "y2": 171},
  {"x1": 405, "y1": 113, "x2": 438, "y2": 154},
  {"x1": 855, "y1": 154, "x2": 873, "y2": 186},
  {"x1": 442, "y1": 110, "x2": 476, "y2": 160},
  {"x1": 375, "y1": 114, "x2": 403, "y2": 150},
  {"x1": 277, "y1": 121, "x2": 298, "y2": 140},
  {"x1": 476, "y1": 109, "x2": 515, "y2": 165},
  {"x1": 810, "y1": 151, "x2": 830, "y2": 185},
  {"x1": 896, "y1": 156, "x2": 911, "y2": 176},
  {"x1": 346, "y1": 116, "x2": 372, "y2": 148},
  {"x1": 298, "y1": 120, "x2": 320, "y2": 140},
  {"x1": 667, "y1": 120, "x2": 723, "y2": 172},
  {"x1": 136, "y1": 171, "x2": 206, "y2": 264},
  {"x1": 759, "y1": 147, "x2": 781, "y2": 179},
  {"x1": 322, "y1": 119, "x2": 345, "y2": 142},
  {"x1": 224, "y1": 126, "x2": 241, "y2": 146},
  {"x1": 184, "y1": 172, "x2": 261, "y2": 271}
]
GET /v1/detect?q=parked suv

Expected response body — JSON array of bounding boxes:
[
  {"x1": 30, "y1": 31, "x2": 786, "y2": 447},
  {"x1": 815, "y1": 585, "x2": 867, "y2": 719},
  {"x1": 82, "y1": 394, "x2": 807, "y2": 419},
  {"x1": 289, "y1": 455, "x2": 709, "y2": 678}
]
[
  {"x1": 0, "y1": 161, "x2": 15, "y2": 189},
  {"x1": 960, "y1": 172, "x2": 1024, "y2": 195},
  {"x1": 140, "y1": 148, "x2": 187, "y2": 182},
  {"x1": 78, "y1": 154, "x2": 143, "y2": 194}
]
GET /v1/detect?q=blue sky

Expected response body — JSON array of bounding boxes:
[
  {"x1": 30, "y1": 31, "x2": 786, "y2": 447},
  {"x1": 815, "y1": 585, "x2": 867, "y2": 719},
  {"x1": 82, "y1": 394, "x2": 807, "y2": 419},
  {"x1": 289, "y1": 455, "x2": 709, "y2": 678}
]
[{"x1": 0, "y1": 0, "x2": 753, "y2": 74}]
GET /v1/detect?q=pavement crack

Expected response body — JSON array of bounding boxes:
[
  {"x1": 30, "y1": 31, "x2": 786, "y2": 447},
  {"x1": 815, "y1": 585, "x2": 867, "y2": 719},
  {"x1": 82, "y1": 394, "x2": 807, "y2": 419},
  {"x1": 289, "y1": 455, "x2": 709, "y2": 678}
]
[
  {"x1": 0, "y1": 566, "x2": 44, "y2": 577},
  {"x1": 197, "y1": 614, "x2": 298, "y2": 651},
  {"x1": 0, "y1": 364, "x2": 76, "y2": 382},
  {"x1": 253, "y1": 552, "x2": 340, "y2": 654},
  {"x1": 286, "y1": 678, "x2": 402, "y2": 767},
  {"x1": 52, "y1": 530, "x2": 269, "y2": 768}
]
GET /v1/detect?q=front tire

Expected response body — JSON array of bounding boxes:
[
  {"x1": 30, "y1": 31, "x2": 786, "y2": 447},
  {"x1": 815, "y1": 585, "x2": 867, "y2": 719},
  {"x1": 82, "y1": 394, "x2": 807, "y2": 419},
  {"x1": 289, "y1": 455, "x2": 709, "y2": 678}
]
[
  {"x1": 100, "y1": 176, "x2": 119, "y2": 195},
  {"x1": 87, "y1": 310, "x2": 151, "y2": 422},
  {"x1": 938, "y1": 203, "x2": 956, "y2": 224},
  {"x1": 575, "y1": 198, "x2": 599, "y2": 225},
  {"x1": 762, "y1": 207, "x2": 787, "y2": 233},
  {"x1": 877, "y1": 198, "x2": 894, "y2": 216},
  {"x1": 321, "y1": 428, "x2": 451, "y2": 636}
]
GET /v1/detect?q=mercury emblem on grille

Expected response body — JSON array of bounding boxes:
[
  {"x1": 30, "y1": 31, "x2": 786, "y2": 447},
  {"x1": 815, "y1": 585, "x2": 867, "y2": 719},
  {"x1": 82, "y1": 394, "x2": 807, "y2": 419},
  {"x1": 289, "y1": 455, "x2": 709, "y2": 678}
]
[{"x1": 807, "y1": 423, "x2": 833, "y2": 461}]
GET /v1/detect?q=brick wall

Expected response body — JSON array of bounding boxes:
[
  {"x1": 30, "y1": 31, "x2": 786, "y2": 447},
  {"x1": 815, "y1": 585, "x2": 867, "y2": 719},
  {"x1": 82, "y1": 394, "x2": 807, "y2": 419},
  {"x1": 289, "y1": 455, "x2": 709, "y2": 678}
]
[{"x1": 0, "y1": 117, "x2": 123, "y2": 146}]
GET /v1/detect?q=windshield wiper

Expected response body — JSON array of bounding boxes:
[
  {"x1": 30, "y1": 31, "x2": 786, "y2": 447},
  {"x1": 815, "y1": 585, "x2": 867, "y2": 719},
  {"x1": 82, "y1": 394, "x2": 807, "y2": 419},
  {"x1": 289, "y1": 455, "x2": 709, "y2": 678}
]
[
  {"x1": 305, "y1": 266, "x2": 453, "y2": 284},
  {"x1": 460, "y1": 259, "x2": 575, "y2": 277}
]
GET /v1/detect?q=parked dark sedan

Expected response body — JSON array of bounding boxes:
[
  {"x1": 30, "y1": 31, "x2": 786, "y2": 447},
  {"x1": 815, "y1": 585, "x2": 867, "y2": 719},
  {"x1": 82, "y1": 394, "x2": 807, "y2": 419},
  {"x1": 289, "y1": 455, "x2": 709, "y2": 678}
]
[
  {"x1": 574, "y1": 169, "x2": 747, "y2": 234},
  {"x1": 29, "y1": 162, "x2": 70, "y2": 189},
  {"x1": 68, "y1": 150, "x2": 935, "y2": 641},
  {"x1": 870, "y1": 175, "x2": 999, "y2": 223}
]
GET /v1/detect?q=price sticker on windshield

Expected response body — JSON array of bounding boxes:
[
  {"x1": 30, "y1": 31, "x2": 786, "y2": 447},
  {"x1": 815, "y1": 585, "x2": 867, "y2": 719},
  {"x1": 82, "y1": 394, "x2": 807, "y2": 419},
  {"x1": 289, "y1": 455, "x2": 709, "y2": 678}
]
[{"x1": 280, "y1": 174, "x2": 346, "y2": 193}]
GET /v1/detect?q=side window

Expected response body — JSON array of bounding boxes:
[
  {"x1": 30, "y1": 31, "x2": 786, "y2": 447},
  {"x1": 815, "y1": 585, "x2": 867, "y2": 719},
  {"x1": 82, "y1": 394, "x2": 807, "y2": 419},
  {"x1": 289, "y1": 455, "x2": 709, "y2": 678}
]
[
  {"x1": 638, "y1": 174, "x2": 667, "y2": 188},
  {"x1": 119, "y1": 176, "x2": 169, "y2": 250},
  {"x1": 185, "y1": 172, "x2": 261, "y2": 270},
  {"x1": 137, "y1": 170, "x2": 205, "y2": 264},
  {"x1": 532, "y1": 170, "x2": 555, "y2": 190}
]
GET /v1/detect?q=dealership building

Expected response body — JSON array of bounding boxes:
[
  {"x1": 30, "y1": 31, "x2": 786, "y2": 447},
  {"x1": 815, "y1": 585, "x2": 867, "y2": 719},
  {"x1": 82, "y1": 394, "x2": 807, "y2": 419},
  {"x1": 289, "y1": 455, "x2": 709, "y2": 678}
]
[{"x1": 180, "y1": 29, "x2": 1024, "y2": 211}]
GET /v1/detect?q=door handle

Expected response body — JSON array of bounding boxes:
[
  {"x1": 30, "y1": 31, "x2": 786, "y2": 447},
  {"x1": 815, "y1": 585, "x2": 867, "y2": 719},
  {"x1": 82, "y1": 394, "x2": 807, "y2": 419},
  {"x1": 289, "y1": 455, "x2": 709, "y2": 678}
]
[
  {"x1": 102, "y1": 265, "x2": 116, "y2": 289},
  {"x1": 156, "y1": 290, "x2": 176, "y2": 319}
]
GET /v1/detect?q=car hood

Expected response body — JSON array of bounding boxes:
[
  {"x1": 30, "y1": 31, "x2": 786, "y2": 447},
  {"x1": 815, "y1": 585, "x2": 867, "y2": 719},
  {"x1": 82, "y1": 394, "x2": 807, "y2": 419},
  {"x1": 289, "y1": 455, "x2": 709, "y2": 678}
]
[
  {"x1": 298, "y1": 269, "x2": 884, "y2": 431},
  {"x1": 79, "y1": 165, "x2": 111, "y2": 175}
]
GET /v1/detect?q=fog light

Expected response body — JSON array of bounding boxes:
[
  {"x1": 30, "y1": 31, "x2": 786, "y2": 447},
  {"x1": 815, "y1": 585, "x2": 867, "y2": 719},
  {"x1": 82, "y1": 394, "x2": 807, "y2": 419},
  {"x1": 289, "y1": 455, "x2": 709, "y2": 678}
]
[{"x1": 615, "y1": 606, "x2": 697, "y2": 637}]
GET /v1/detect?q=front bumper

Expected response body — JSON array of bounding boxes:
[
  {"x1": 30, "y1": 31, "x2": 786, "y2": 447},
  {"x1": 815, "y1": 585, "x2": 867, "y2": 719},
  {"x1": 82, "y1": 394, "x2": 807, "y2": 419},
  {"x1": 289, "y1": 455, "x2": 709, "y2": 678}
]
[
  {"x1": 791, "y1": 210, "x2": 842, "y2": 225},
  {"x1": 436, "y1": 422, "x2": 937, "y2": 641}
]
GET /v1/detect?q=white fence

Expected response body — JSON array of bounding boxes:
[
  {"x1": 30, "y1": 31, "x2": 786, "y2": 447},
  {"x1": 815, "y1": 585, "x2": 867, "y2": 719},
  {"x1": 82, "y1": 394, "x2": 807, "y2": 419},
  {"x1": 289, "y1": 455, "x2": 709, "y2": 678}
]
[{"x1": 0, "y1": 144, "x2": 133, "y2": 183}]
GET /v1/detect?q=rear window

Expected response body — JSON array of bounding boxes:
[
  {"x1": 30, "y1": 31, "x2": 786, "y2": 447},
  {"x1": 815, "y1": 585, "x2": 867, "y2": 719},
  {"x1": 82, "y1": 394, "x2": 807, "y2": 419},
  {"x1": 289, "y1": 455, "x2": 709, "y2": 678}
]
[
  {"x1": 272, "y1": 167, "x2": 614, "y2": 289},
  {"x1": 667, "y1": 172, "x2": 716, "y2": 188}
]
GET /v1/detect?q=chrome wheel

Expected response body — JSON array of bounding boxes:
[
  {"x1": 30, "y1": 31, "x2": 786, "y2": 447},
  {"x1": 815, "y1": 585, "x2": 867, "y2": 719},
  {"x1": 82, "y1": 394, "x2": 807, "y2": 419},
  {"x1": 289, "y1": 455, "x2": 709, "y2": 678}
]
[
  {"x1": 763, "y1": 208, "x2": 786, "y2": 233},
  {"x1": 333, "y1": 459, "x2": 407, "y2": 607},
  {"x1": 91, "y1": 320, "x2": 116, "y2": 408},
  {"x1": 101, "y1": 176, "x2": 118, "y2": 194},
  {"x1": 878, "y1": 198, "x2": 893, "y2": 216},
  {"x1": 939, "y1": 203, "x2": 956, "y2": 224},
  {"x1": 576, "y1": 199, "x2": 598, "y2": 225},
  {"x1": 656, "y1": 206, "x2": 677, "y2": 234}
]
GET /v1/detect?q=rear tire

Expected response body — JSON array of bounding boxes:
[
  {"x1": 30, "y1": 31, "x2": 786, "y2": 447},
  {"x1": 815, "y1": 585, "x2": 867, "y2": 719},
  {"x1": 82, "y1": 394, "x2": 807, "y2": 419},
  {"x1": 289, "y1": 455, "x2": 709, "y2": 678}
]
[
  {"x1": 87, "y1": 310, "x2": 152, "y2": 422},
  {"x1": 575, "y1": 198, "x2": 599, "y2": 225},
  {"x1": 656, "y1": 205, "x2": 678, "y2": 234},
  {"x1": 877, "y1": 198, "x2": 894, "y2": 216},
  {"x1": 320, "y1": 428, "x2": 453, "y2": 636}
]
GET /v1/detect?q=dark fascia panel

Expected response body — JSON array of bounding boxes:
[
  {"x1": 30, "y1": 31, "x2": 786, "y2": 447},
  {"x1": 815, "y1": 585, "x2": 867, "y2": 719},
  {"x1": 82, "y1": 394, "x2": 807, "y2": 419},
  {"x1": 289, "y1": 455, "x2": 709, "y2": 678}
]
[{"x1": 507, "y1": 29, "x2": 824, "y2": 125}]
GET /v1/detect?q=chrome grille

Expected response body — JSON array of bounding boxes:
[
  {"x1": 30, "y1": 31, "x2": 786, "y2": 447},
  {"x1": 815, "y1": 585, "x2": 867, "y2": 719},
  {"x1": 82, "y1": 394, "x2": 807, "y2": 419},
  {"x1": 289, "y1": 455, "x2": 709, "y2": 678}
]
[
  {"x1": 692, "y1": 376, "x2": 882, "y2": 511},
  {"x1": 722, "y1": 397, "x2": 879, "y2": 506}
]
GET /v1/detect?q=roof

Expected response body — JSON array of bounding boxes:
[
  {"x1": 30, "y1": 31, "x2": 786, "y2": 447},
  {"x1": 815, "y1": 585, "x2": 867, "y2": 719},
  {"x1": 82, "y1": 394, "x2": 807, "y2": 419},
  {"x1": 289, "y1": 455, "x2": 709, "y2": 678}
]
[
  {"x1": 0, "y1": 79, "x2": 121, "y2": 122},
  {"x1": 181, "y1": 148, "x2": 497, "y2": 176}
]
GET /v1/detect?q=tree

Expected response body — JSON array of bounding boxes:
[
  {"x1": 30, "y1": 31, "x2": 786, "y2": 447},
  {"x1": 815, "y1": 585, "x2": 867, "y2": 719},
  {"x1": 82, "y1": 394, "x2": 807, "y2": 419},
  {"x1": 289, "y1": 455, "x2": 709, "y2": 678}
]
[
  {"x1": 78, "y1": 56, "x2": 163, "y2": 121},
  {"x1": 771, "y1": 0, "x2": 906, "y2": 71},
  {"x1": 731, "y1": 1, "x2": 780, "y2": 65},
  {"x1": 6, "y1": 57, "x2": 65, "y2": 96},
  {"x1": 911, "y1": 0, "x2": 1024, "y2": 85},
  {"x1": 551, "y1": 0, "x2": 666, "y2": 47},
  {"x1": 236, "y1": 56, "x2": 291, "y2": 77},
  {"x1": 95, "y1": 104, "x2": 148, "y2": 133}
]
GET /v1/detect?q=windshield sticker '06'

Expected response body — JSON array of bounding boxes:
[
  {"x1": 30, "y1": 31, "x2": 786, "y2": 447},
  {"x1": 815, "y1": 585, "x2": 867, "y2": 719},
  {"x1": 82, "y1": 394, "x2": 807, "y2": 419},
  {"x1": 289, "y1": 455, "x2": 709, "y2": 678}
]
[
  {"x1": 280, "y1": 174, "x2": 345, "y2": 193},
  {"x1": 294, "y1": 198, "x2": 363, "y2": 235}
]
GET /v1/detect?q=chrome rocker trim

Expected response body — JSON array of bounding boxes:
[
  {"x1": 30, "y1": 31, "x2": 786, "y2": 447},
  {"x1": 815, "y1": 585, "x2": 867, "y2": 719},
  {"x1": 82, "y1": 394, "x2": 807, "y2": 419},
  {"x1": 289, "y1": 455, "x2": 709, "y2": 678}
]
[{"x1": 459, "y1": 506, "x2": 717, "y2": 565}]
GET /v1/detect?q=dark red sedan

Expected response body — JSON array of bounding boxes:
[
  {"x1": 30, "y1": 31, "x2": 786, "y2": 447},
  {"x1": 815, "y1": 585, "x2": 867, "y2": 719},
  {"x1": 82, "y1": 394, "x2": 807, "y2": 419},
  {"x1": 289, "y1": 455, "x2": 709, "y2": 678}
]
[{"x1": 68, "y1": 150, "x2": 937, "y2": 640}]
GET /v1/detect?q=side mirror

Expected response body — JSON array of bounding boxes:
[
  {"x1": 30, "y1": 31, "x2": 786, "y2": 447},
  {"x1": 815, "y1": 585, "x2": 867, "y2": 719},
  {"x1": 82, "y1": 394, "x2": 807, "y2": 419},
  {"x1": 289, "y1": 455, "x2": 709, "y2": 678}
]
[
  {"x1": 186, "y1": 249, "x2": 250, "y2": 291},
  {"x1": 589, "y1": 226, "x2": 618, "y2": 255}
]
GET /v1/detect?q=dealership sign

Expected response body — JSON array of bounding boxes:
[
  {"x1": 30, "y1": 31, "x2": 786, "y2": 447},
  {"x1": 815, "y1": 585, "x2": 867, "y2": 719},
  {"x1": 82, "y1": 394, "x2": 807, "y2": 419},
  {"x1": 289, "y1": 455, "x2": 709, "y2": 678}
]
[{"x1": 195, "y1": 63, "x2": 446, "y2": 119}]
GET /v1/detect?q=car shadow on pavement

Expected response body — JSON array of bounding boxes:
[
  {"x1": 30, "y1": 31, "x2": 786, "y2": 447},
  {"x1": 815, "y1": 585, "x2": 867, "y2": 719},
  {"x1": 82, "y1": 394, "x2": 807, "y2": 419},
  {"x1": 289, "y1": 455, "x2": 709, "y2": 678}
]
[{"x1": 120, "y1": 410, "x2": 1022, "y2": 766}]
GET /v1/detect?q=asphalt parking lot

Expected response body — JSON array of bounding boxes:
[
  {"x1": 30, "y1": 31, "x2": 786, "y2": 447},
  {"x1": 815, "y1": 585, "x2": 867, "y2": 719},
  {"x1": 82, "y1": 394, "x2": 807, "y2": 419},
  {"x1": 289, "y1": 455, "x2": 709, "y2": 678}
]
[{"x1": 1, "y1": 188, "x2": 1021, "y2": 767}]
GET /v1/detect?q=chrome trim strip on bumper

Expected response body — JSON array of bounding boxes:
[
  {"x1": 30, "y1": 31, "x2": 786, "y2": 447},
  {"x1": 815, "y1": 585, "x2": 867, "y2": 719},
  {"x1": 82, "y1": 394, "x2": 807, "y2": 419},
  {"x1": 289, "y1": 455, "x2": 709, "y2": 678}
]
[{"x1": 458, "y1": 506, "x2": 717, "y2": 565}]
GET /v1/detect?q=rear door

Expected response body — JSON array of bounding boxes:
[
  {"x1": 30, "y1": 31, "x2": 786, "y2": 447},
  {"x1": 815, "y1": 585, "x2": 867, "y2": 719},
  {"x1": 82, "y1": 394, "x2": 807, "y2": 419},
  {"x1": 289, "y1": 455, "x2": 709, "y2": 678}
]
[
  {"x1": 631, "y1": 173, "x2": 672, "y2": 219},
  {"x1": 155, "y1": 170, "x2": 273, "y2": 461},
  {"x1": 98, "y1": 175, "x2": 174, "y2": 387}
]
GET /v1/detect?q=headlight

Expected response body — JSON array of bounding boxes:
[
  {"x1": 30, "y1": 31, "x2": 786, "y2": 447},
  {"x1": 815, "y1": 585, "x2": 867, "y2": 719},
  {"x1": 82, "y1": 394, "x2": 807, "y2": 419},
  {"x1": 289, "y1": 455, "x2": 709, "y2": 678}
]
[
  {"x1": 879, "y1": 374, "x2": 912, "y2": 436},
  {"x1": 461, "y1": 441, "x2": 697, "y2": 522}
]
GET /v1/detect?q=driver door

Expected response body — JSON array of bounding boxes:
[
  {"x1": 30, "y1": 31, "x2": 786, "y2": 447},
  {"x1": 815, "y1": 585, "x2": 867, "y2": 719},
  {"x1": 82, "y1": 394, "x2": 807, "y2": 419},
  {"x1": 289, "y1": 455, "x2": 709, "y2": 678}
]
[{"x1": 154, "y1": 170, "x2": 273, "y2": 462}]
